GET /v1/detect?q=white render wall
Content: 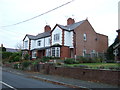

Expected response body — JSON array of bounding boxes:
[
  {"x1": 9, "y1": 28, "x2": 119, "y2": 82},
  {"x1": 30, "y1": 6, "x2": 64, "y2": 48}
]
[
  {"x1": 45, "y1": 37, "x2": 50, "y2": 47},
  {"x1": 31, "y1": 40, "x2": 36, "y2": 50},
  {"x1": 30, "y1": 36, "x2": 51, "y2": 50},
  {"x1": 36, "y1": 38, "x2": 44, "y2": 48},
  {"x1": 52, "y1": 26, "x2": 62, "y2": 45},
  {"x1": 64, "y1": 31, "x2": 73, "y2": 47},
  {"x1": 23, "y1": 36, "x2": 29, "y2": 49}
]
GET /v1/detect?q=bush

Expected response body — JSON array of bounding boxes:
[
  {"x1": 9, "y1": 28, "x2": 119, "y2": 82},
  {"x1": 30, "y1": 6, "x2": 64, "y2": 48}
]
[
  {"x1": 64, "y1": 58, "x2": 75, "y2": 64},
  {"x1": 2, "y1": 52, "x2": 13, "y2": 59},
  {"x1": 14, "y1": 56, "x2": 20, "y2": 62},
  {"x1": 14, "y1": 64, "x2": 18, "y2": 69},
  {"x1": 22, "y1": 61, "x2": 31, "y2": 68},
  {"x1": 8, "y1": 52, "x2": 22, "y2": 62},
  {"x1": 41, "y1": 56, "x2": 51, "y2": 62},
  {"x1": 24, "y1": 54, "x2": 29, "y2": 60},
  {"x1": 76, "y1": 56, "x2": 104, "y2": 63},
  {"x1": 32, "y1": 59, "x2": 41, "y2": 65}
]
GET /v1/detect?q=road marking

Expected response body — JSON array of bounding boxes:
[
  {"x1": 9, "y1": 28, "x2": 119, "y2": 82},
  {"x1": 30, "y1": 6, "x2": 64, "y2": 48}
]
[{"x1": 0, "y1": 81, "x2": 17, "y2": 90}]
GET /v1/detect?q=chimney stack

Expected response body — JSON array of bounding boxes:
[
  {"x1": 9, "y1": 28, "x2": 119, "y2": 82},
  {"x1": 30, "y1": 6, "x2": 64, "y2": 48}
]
[
  {"x1": 117, "y1": 29, "x2": 120, "y2": 42},
  {"x1": 44, "y1": 25, "x2": 51, "y2": 32},
  {"x1": 1, "y1": 44, "x2": 3, "y2": 48},
  {"x1": 67, "y1": 18, "x2": 75, "y2": 25}
]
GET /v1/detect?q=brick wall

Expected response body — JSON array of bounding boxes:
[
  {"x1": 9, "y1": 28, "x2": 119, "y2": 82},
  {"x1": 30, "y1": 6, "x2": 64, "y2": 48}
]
[
  {"x1": 60, "y1": 46, "x2": 70, "y2": 59},
  {"x1": 74, "y1": 20, "x2": 108, "y2": 56},
  {"x1": 49, "y1": 66, "x2": 119, "y2": 86}
]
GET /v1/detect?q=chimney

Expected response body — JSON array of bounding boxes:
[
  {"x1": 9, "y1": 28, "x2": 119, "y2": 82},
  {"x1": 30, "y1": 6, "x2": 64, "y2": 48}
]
[
  {"x1": 1, "y1": 44, "x2": 3, "y2": 48},
  {"x1": 44, "y1": 25, "x2": 51, "y2": 32},
  {"x1": 67, "y1": 18, "x2": 75, "y2": 25},
  {"x1": 117, "y1": 29, "x2": 120, "y2": 42}
]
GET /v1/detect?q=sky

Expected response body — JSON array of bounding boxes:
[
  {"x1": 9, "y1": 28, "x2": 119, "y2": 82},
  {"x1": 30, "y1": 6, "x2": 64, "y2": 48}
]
[{"x1": 0, "y1": 0, "x2": 119, "y2": 49}]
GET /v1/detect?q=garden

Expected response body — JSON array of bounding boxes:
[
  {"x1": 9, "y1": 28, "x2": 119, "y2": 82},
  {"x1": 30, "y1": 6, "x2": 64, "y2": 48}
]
[{"x1": 1, "y1": 51, "x2": 120, "y2": 71}]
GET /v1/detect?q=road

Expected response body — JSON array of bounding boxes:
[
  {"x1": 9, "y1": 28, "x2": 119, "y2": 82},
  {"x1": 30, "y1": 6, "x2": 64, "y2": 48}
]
[{"x1": 2, "y1": 71, "x2": 67, "y2": 89}]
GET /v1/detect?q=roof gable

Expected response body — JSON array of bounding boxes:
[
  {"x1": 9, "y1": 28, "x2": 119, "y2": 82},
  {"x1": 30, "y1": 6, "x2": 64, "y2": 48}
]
[{"x1": 57, "y1": 20, "x2": 85, "y2": 31}]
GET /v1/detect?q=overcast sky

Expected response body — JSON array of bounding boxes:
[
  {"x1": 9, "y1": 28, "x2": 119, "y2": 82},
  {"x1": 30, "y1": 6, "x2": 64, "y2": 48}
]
[{"x1": 0, "y1": 0, "x2": 119, "y2": 49}]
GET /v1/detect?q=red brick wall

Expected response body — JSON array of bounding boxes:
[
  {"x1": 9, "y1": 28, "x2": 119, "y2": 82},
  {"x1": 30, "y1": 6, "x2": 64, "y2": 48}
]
[
  {"x1": 49, "y1": 66, "x2": 120, "y2": 86},
  {"x1": 96, "y1": 34, "x2": 108, "y2": 53},
  {"x1": 67, "y1": 18, "x2": 75, "y2": 25},
  {"x1": 60, "y1": 46, "x2": 70, "y2": 59},
  {"x1": 44, "y1": 25, "x2": 51, "y2": 32},
  {"x1": 74, "y1": 20, "x2": 108, "y2": 56}
]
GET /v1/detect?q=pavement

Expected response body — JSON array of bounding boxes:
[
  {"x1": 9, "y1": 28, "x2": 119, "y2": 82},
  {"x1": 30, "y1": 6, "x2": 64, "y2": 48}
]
[{"x1": 2, "y1": 66, "x2": 120, "y2": 89}]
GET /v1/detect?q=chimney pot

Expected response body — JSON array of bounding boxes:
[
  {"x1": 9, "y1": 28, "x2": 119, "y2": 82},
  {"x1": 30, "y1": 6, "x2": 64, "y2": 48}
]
[
  {"x1": 67, "y1": 18, "x2": 75, "y2": 25},
  {"x1": 44, "y1": 25, "x2": 51, "y2": 32}
]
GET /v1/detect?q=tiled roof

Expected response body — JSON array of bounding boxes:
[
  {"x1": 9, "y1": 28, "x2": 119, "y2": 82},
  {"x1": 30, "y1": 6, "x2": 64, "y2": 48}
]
[
  {"x1": 6, "y1": 48, "x2": 19, "y2": 52},
  {"x1": 27, "y1": 34, "x2": 36, "y2": 40},
  {"x1": 58, "y1": 20, "x2": 85, "y2": 31},
  {"x1": 36, "y1": 31, "x2": 51, "y2": 39},
  {"x1": 26, "y1": 31, "x2": 51, "y2": 40}
]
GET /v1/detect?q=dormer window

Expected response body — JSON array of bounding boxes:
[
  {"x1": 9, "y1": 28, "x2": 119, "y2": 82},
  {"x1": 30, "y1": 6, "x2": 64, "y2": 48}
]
[
  {"x1": 83, "y1": 33, "x2": 87, "y2": 41},
  {"x1": 54, "y1": 33, "x2": 60, "y2": 41},
  {"x1": 38, "y1": 40, "x2": 41, "y2": 46}
]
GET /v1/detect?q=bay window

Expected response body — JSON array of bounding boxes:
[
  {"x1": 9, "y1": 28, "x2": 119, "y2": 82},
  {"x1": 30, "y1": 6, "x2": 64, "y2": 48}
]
[{"x1": 51, "y1": 47, "x2": 60, "y2": 57}]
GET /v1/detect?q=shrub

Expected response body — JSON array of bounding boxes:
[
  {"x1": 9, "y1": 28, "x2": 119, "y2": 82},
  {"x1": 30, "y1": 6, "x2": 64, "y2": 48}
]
[
  {"x1": 32, "y1": 59, "x2": 41, "y2": 65},
  {"x1": 14, "y1": 56, "x2": 20, "y2": 62},
  {"x1": 24, "y1": 54, "x2": 29, "y2": 60},
  {"x1": 22, "y1": 61, "x2": 31, "y2": 68},
  {"x1": 14, "y1": 64, "x2": 18, "y2": 69},
  {"x1": 64, "y1": 58, "x2": 75, "y2": 64},
  {"x1": 41, "y1": 56, "x2": 51, "y2": 62},
  {"x1": 2, "y1": 52, "x2": 13, "y2": 59}
]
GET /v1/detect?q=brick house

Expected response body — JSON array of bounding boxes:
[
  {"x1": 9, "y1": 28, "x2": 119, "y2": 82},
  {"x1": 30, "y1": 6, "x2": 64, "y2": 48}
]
[{"x1": 22, "y1": 18, "x2": 108, "y2": 59}]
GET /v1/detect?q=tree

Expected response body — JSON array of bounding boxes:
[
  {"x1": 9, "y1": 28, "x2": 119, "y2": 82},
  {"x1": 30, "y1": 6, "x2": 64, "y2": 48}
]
[
  {"x1": 106, "y1": 36, "x2": 119, "y2": 61},
  {"x1": 15, "y1": 42, "x2": 23, "y2": 51}
]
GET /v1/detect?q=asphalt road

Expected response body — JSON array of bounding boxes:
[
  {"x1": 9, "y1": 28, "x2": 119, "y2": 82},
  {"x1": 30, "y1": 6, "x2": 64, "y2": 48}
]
[{"x1": 2, "y1": 71, "x2": 67, "y2": 89}]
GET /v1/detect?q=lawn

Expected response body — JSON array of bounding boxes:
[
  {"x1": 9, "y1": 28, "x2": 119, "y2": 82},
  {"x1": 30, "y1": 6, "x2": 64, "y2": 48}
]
[{"x1": 65, "y1": 63, "x2": 120, "y2": 70}]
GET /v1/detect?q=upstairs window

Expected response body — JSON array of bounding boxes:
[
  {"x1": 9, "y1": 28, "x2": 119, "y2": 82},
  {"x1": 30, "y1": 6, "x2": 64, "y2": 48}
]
[
  {"x1": 37, "y1": 40, "x2": 41, "y2": 46},
  {"x1": 54, "y1": 34, "x2": 60, "y2": 41},
  {"x1": 83, "y1": 33, "x2": 87, "y2": 41},
  {"x1": 24, "y1": 40, "x2": 28, "y2": 49}
]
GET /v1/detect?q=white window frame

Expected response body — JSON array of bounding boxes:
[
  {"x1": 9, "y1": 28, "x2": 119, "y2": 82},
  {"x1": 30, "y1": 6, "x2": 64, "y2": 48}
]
[
  {"x1": 37, "y1": 40, "x2": 41, "y2": 46},
  {"x1": 46, "y1": 49, "x2": 51, "y2": 56},
  {"x1": 83, "y1": 33, "x2": 87, "y2": 41},
  {"x1": 83, "y1": 49, "x2": 86, "y2": 57},
  {"x1": 51, "y1": 47, "x2": 60, "y2": 57},
  {"x1": 54, "y1": 33, "x2": 60, "y2": 42},
  {"x1": 32, "y1": 51, "x2": 36, "y2": 58}
]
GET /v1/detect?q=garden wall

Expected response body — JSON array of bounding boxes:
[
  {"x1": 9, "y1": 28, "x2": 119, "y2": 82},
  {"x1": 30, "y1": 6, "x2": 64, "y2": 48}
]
[{"x1": 37, "y1": 64, "x2": 120, "y2": 86}]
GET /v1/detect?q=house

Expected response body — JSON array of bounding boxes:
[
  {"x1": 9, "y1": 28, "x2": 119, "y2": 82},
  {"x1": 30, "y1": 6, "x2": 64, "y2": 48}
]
[
  {"x1": 113, "y1": 29, "x2": 120, "y2": 62},
  {"x1": 0, "y1": 44, "x2": 18, "y2": 52},
  {"x1": 22, "y1": 18, "x2": 108, "y2": 60}
]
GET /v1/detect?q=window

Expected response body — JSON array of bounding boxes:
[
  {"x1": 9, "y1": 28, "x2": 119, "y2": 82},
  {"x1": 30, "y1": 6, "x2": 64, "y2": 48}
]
[
  {"x1": 56, "y1": 47, "x2": 60, "y2": 57},
  {"x1": 48, "y1": 38, "x2": 51, "y2": 45},
  {"x1": 51, "y1": 47, "x2": 60, "y2": 57},
  {"x1": 24, "y1": 40, "x2": 28, "y2": 49},
  {"x1": 32, "y1": 51, "x2": 36, "y2": 58},
  {"x1": 46, "y1": 49, "x2": 51, "y2": 56},
  {"x1": 52, "y1": 47, "x2": 55, "y2": 57},
  {"x1": 83, "y1": 49, "x2": 86, "y2": 57},
  {"x1": 54, "y1": 34, "x2": 60, "y2": 41},
  {"x1": 83, "y1": 33, "x2": 87, "y2": 41},
  {"x1": 37, "y1": 40, "x2": 41, "y2": 46}
]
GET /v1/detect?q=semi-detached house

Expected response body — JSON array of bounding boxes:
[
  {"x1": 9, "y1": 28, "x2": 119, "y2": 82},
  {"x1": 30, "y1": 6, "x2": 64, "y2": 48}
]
[{"x1": 22, "y1": 18, "x2": 108, "y2": 59}]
